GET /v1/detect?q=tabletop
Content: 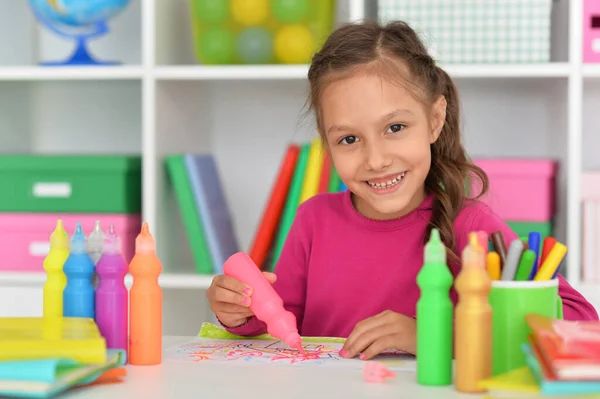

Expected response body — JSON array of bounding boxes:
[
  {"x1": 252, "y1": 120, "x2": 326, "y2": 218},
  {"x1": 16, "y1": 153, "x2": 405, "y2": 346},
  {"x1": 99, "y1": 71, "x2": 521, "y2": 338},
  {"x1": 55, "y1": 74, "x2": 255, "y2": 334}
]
[{"x1": 61, "y1": 336, "x2": 488, "y2": 399}]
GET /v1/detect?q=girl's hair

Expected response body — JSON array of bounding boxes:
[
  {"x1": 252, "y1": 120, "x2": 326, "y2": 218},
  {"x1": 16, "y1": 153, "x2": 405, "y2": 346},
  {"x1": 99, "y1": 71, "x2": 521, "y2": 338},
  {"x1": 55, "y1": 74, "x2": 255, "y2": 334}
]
[{"x1": 306, "y1": 20, "x2": 489, "y2": 257}]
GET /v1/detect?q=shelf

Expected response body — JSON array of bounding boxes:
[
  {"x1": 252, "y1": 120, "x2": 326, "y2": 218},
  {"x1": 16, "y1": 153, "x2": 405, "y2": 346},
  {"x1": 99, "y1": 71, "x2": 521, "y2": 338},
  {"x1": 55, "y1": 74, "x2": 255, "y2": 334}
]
[
  {"x1": 153, "y1": 65, "x2": 309, "y2": 80},
  {"x1": 583, "y1": 64, "x2": 600, "y2": 78},
  {"x1": 442, "y1": 63, "x2": 571, "y2": 78},
  {"x1": 574, "y1": 283, "x2": 600, "y2": 310},
  {"x1": 152, "y1": 63, "x2": 573, "y2": 81},
  {"x1": 0, "y1": 66, "x2": 145, "y2": 81},
  {"x1": 0, "y1": 272, "x2": 215, "y2": 289}
]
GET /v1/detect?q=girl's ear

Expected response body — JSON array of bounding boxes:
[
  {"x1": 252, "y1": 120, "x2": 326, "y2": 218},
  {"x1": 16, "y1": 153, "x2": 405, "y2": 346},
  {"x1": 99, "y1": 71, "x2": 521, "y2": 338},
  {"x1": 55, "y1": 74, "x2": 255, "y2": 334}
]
[{"x1": 430, "y1": 95, "x2": 447, "y2": 143}]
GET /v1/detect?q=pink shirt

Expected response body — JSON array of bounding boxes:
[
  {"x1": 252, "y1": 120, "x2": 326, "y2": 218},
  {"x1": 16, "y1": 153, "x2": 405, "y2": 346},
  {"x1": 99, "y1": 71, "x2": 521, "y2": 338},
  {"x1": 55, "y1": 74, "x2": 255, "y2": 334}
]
[{"x1": 224, "y1": 191, "x2": 598, "y2": 338}]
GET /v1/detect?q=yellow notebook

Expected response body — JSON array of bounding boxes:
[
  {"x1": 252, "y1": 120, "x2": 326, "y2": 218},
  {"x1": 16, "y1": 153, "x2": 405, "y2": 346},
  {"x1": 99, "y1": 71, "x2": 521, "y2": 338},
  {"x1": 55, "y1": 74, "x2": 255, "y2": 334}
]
[
  {"x1": 0, "y1": 317, "x2": 106, "y2": 364},
  {"x1": 478, "y1": 367, "x2": 540, "y2": 398}
]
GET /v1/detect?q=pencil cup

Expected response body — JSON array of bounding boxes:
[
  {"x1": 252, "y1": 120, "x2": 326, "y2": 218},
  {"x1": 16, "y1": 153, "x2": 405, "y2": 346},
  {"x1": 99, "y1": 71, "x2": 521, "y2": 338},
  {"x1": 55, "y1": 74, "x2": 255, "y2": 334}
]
[{"x1": 488, "y1": 279, "x2": 563, "y2": 376}]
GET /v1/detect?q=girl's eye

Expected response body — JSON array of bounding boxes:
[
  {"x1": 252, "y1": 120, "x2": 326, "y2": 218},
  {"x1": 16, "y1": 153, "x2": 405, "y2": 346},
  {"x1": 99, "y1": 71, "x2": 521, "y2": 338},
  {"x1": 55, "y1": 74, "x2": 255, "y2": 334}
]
[
  {"x1": 387, "y1": 124, "x2": 405, "y2": 133},
  {"x1": 339, "y1": 136, "x2": 359, "y2": 145}
]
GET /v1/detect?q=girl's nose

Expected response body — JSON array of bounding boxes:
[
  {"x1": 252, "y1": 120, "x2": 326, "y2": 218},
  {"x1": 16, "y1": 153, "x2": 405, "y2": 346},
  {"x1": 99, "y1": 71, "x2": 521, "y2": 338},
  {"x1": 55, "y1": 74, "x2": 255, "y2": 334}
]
[{"x1": 364, "y1": 142, "x2": 392, "y2": 172}]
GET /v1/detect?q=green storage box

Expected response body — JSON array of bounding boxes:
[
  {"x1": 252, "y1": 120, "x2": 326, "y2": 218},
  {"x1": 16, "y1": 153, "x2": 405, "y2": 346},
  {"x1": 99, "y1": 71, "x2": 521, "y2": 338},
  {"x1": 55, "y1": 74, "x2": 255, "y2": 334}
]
[
  {"x1": 0, "y1": 155, "x2": 142, "y2": 213},
  {"x1": 507, "y1": 221, "x2": 553, "y2": 240}
]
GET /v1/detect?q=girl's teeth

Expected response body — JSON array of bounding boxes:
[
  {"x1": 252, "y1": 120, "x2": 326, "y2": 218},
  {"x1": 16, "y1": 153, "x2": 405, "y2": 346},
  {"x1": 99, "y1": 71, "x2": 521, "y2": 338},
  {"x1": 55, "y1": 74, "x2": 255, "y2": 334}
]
[{"x1": 367, "y1": 173, "x2": 405, "y2": 189}]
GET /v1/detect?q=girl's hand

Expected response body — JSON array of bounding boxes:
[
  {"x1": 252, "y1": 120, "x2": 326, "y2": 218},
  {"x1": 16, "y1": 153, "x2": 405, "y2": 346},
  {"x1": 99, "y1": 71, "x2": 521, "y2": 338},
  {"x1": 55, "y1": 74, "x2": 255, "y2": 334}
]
[
  {"x1": 206, "y1": 272, "x2": 277, "y2": 328},
  {"x1": 339, "y1": 310, "x2": 416, "y2": 360}
]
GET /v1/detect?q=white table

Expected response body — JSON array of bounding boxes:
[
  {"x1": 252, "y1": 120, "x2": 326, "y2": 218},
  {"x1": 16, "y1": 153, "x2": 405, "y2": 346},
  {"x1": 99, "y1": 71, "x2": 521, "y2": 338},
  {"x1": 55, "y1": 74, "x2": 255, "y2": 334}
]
[{"x1": 61, "y1": 336, "x2": 487, "y2": 399}]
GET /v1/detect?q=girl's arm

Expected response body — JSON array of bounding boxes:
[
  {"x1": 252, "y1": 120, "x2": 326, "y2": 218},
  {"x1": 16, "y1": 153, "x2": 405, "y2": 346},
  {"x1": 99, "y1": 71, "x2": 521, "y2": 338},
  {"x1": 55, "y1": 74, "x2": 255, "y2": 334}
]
[
  {"x1": 456, "y1": 201, "x2": 599, "y2": 321},
  {"x1": 221, "y1": 203, "x2": 311, "y2": 336}
]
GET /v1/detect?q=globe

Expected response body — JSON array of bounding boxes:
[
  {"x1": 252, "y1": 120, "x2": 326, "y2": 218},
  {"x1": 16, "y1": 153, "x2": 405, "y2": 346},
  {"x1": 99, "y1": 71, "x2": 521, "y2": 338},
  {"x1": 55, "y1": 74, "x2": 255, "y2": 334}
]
[{"x1": 29, "y1": 0, "x2": 130, "y2": 65}]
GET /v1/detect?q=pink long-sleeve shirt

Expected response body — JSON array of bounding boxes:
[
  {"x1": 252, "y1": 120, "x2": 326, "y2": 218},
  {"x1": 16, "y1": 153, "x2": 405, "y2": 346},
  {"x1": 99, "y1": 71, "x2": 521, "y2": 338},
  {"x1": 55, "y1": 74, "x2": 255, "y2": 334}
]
[{"x1": 224, "y1": 191, "x2": 598, "y2": 338}]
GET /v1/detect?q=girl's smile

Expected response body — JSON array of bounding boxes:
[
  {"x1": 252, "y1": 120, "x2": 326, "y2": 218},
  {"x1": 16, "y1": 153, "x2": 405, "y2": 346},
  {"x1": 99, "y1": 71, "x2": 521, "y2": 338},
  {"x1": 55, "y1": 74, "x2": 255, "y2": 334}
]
[{"x1": 364, "y1": 171, "x2": 407, "y2": 194}]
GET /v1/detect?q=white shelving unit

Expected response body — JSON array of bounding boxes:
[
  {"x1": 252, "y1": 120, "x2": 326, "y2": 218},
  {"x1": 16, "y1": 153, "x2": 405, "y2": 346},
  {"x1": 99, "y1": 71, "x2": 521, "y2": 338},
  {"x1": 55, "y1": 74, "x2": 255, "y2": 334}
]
[{"x1": 0, "y1": 0, "x2": 599, "y2": 333}]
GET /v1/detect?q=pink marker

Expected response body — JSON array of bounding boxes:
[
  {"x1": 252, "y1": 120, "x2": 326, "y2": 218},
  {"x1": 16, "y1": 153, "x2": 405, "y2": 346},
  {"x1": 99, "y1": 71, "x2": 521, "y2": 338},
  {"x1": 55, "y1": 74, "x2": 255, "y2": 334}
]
[
  {"x1": 476, "y1": 231, "x2": 489, "y2": 255},
  {"x1": 363, "y1": 362, "x2": 396, "y2": 383},
  {"x1": 95, "y1": 224, "x2": 129, "y2": 360},
  {"x1": 223, "y1": 252, "x2": 304, "y2": 353}
]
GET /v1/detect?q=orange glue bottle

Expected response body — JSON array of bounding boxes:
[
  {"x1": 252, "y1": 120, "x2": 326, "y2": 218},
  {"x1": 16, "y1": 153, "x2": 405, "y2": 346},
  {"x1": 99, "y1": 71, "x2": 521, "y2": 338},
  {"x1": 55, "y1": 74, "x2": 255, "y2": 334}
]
[
  {"x1": 223, "y1": 252, "x2": 303, "y2": 352},
  {"x1": 43, "y1": 220, "x2": 69, "y2": 318},
  {"x1": 129, "y1": 222, "x2": 162, "y2": 365},
  {"x1": 454, "y1": 232, "x2": 492, "y2": 393}
]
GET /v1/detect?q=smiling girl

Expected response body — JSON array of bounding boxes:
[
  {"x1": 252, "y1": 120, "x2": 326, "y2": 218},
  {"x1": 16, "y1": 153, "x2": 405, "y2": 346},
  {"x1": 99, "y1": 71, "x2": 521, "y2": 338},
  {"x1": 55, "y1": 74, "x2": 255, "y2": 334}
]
[{"x1": 206, "y1": 20, "x2": 598, "y2": 360}]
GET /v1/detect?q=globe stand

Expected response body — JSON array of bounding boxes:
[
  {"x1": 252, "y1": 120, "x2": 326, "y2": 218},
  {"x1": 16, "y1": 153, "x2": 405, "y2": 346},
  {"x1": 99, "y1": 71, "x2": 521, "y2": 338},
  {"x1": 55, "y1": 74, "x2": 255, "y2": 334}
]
[
  {"x1": 29, "y1": 1, "x2": 121, "y2": 66},
  {"x1": 40, "y1": 36, "x2": 118, "y2": 66}
]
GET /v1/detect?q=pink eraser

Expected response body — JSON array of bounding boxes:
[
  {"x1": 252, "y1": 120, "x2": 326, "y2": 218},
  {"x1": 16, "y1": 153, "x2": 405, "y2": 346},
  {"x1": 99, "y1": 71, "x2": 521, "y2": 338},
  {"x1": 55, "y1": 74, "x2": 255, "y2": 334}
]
[{"x1": 363, "y1": 361, "x2": 396, "y2": 383}]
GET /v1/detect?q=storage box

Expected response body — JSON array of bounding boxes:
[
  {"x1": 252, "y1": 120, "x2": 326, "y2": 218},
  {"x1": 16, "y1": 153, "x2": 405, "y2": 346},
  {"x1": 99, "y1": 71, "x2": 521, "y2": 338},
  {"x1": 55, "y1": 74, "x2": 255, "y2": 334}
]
[
  {"x1": 0, "y1": 213, "x2": 141, "y2": 272},
  {"x1": 508, "y1": 221, "x2": 553, "y2": 241},
  {"x1": 0, "y1": 155, "x2": 141, "y2": 214},
  {"x1": 378, "y1": 0, "x2": 552, "y2": 64},
  {"x1": 584, "y1": 0, "x2": 600, "y2": 63},
  {"x1": 470, "y1": 158, "x2": 558, "y2": 222},
  {"x1": 190, "y1": 0, "x2": 335, "y2": 64},
  {"x1": 582, "y1": 172, "x2": 600, "y2": 282}
]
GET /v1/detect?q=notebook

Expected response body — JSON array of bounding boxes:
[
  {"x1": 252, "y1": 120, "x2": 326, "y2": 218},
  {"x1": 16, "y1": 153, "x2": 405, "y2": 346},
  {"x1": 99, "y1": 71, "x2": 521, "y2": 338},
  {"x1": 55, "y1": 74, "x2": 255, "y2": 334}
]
[
  {"x1": 0, "y1": 349, "x2": 125, "y2": 398},
  {"x1": 526, "y1": 313, "x2": 600, "y2": 380},
  {"x1": 0, "y1": 317, "x2": 106, "y2": 364}
]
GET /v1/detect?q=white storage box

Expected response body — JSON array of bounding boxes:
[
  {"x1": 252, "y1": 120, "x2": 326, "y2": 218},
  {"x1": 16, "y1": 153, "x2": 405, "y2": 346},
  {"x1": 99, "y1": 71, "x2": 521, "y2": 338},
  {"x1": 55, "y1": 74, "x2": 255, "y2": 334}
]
[{"x1": 378, "y1": 0, "x2": 553, "y2": 64}]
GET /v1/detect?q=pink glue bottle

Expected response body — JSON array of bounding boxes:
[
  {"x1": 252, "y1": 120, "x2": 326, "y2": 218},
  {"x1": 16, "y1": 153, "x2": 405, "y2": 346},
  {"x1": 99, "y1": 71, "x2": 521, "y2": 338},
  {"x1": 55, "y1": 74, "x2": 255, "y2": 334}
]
[
  {"x1": 95, "y1": 224, "x2": 129, "y2": 359},
  {"x1": 223, "y1": 252, "x2": 303, "y2": 352}
]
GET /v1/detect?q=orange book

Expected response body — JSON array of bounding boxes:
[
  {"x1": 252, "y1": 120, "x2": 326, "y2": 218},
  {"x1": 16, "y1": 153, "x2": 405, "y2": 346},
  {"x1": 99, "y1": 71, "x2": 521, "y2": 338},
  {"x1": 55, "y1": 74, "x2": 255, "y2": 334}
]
[
  {"x1": 248, "y1": 144, "x2": 300, "y2": 269},
  {"x1": 525, "y1": 313, "x2": 600, "y2": 380},
  {"x1": 318, "y1": 151, "x2": 331, "y2": 193}
]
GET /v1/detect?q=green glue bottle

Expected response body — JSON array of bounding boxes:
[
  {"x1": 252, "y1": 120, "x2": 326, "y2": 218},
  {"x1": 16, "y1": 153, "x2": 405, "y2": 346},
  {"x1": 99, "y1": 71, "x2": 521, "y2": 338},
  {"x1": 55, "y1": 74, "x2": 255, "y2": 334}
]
[{"x1": 416, "y1": 228, "x2": 454, "y2": 386}]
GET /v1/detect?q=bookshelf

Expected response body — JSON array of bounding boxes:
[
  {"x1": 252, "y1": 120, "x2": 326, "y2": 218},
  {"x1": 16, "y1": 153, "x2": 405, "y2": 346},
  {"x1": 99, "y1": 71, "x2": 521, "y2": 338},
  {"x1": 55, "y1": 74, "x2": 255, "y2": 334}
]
[{"x1": 0, "y1": 0, "x2": 599, "y2": 334}]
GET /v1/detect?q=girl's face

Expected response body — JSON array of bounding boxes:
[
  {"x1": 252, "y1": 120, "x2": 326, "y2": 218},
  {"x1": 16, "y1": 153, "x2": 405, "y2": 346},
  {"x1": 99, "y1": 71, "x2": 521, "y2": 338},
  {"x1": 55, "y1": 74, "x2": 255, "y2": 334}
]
[{"x1": 320, "y1": 71, "x2": 446, "y2": 220}]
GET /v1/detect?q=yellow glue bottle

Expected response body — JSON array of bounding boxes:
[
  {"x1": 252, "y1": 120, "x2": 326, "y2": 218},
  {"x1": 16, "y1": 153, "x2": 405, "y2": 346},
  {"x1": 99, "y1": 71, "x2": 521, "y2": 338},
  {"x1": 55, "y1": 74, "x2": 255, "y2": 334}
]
[
  {"x1": 43, "y1": 220, "x2": 70, "y2": 318},
  {"x1": 454, "y1": 232, "x2": 492, "y2": 393}
]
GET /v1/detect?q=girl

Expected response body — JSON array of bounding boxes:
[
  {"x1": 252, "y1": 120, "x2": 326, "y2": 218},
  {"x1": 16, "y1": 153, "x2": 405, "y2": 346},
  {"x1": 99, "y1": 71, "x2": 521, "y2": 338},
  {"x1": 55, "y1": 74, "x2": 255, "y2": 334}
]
[{"x1": 207, "y1": 20, "x2": 598, "y2": 361}]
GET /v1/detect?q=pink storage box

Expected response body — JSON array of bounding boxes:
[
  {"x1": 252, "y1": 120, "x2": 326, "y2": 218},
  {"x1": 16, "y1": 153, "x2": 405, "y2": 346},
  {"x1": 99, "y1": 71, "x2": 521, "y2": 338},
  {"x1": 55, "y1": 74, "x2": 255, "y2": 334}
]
[
  {"x1": 470, "y1": 159, "x2": 557, "y2": 222},
  {"x1": 0, "y1": 213, "x2": 141, "y2": 273},
  {"x1": 584, "y1": 0, "x2": 600, "y2": 63}
]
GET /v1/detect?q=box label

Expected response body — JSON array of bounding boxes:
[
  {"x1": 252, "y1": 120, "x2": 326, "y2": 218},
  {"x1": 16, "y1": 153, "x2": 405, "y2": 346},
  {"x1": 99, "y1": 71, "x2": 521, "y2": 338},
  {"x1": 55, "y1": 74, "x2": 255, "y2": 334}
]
[
  {"x1": 32, "y1": 182, "x2": 72, "y2": 198},
  {"x1": 29, "y1": 241, "x2": 50, "y2": 257}
]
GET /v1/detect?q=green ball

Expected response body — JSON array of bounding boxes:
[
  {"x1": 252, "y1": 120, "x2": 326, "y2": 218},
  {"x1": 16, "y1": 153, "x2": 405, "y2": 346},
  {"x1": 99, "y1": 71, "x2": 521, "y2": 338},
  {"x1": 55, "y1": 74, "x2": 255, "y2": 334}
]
[
  {"x1": 236, "y1": 28, "x2": 273, "y2": 64},
  {"x1": 194, "y1": 0, "x2": 229, "y2": 24},
  {"x1": 198, "y1": 27, "x2": 235, "y2": 64},
  {"x1": 271, "y1": 0, "x2": 310, "y2": 23}
]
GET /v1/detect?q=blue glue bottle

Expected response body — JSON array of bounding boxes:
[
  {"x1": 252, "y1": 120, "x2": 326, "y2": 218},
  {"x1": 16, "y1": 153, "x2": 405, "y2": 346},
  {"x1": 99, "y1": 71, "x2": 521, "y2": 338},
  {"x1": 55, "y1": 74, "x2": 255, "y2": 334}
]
[{"x1": 63, "y1": 222, "x2": 96, "y2": 319}]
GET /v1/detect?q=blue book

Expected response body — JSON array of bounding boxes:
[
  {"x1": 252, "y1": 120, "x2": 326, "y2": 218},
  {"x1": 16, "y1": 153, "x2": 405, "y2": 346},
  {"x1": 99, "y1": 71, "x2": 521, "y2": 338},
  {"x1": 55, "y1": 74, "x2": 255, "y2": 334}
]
[{"x1": 184, "y1": 154, "x2": 239, "y2": 274}]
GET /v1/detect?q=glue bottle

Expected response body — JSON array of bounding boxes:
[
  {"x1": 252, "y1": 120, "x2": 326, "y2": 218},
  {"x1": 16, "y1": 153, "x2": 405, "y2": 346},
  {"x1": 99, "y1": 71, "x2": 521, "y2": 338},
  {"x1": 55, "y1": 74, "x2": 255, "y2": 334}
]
[
  {"x1": 63, "y1": 223, "x2": 96, "y2": 319},
  {"x1": 96, "y1": 224, "x2": 129, "y2": 359},
  {"x1": 88, "y1": 220, "x2": 105, "y2": 264},
  {"x1": 415, "y1": 228, "x2": 453, "y2": 386},
  {"x1": 454, "y1": 232, "x2": 492, "y2": 393},
  {"x1": 129, "y1": 222, "x2": 162, "y2": 365},
  {"x1": 43, "y1": 220, "x2": 70, "y2": 318},
  {"x1": 88, "y1": 220, "x2": 104, "y2": 290},
  {"x1": 223, "y1": 252, "x2": 303, "y2": 352}
]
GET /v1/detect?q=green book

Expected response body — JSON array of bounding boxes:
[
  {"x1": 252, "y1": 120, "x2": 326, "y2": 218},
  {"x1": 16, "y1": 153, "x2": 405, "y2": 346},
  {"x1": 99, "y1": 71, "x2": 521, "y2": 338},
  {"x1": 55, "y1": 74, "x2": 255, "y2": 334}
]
[
  {"x1": 270, "y1": 143, "x2": 310, "y2": 271},
  {"x1": 328, "y1": 165, "x2": 341, "y2": 192},
  {"x1": 165, "y1": 155, "x2": 214, "y2": 274}
]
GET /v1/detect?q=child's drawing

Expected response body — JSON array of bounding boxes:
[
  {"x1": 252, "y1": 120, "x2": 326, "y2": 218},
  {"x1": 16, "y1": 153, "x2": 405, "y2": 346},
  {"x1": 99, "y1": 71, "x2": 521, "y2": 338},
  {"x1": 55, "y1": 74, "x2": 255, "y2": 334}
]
[{"x1": 164, "y1": 338, "x2": 415, "y2": 370}]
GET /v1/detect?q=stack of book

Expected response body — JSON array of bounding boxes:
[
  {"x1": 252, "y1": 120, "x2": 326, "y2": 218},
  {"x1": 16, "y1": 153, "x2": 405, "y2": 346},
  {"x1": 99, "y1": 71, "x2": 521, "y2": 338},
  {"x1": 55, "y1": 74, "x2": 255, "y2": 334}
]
[
  {"x1": 248, "y1": 138, "x2": 345, "y2": 271},
  {"x1": 0, "y1": 317, "x2": 126, "y2": 398},
  {"x1": 480, "y1": 314, "x2": 600, "y2": 397}
]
